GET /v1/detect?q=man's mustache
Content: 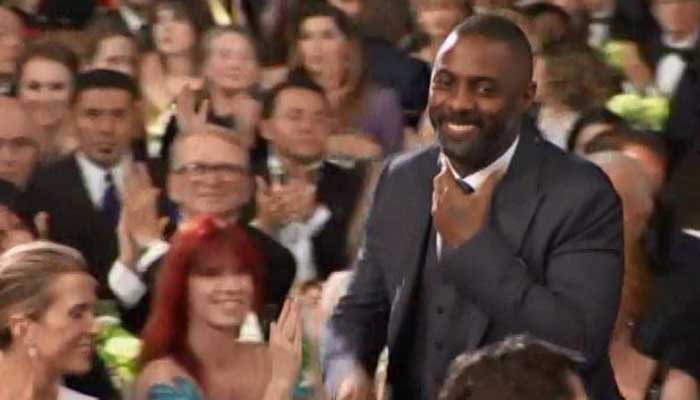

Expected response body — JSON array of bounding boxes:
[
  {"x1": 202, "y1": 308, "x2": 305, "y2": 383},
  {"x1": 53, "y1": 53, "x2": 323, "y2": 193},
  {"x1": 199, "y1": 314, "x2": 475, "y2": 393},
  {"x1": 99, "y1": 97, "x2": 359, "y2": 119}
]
[{"x1": 437, "y1": 111, "x2": 484, "y2": 128}]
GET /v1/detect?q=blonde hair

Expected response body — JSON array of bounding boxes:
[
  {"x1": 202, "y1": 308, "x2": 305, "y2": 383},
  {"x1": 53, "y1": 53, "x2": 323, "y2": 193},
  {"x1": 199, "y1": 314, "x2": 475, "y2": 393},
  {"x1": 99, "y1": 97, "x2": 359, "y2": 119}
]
[{"x1": 0, "y1": 241, "x2": 88, "y2": 350}]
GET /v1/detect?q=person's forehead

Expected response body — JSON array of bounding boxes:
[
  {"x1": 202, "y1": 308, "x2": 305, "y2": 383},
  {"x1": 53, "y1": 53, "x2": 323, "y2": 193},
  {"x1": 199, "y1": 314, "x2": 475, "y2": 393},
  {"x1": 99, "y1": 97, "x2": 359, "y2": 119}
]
[
  {"x1": 99, "y1": 35, "x2": 137, "y2": 53},
  {"x1": 180, "y1": 134, "x2": 248, "y2": 164},
  {"x1": 435, "y1": 33, "x2": 522, "y2": 77},
  {"x1": 0, "y1": 8, "x2": 21, "y2": 30},
  {"x1": 22, "y1": 58, "x2": 71, "y2": 78},
  {"x1": 76, "y1": 88, "x2": 133, "y2": 106},
  {"x1": 0, "y1": 103, "x2": 34, "y2": 138},
  {"x1": 212, "y1": 32, "x2": 251, "y2": 51},
  {"x1": 302, "y1": 16, "x2": 340, "y2": 31},
  {"x1": 275, "y1": 88, "x2": 326, "y2": 112},
  {"x1": 47, "y1": 273, "x2": 97, "y2": 305}
]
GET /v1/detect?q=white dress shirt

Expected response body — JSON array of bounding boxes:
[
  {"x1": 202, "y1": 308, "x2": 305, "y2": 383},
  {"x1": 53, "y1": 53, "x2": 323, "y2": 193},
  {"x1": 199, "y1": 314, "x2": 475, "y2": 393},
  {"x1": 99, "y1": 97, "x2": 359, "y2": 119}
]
[
  {"x1": 587, "y1": 6, "x2": 616, "y2": 47},
  {"x1": 75, "y1": 153, "x2": 127, "y2": 209},
  {"x1": 58, "y1": 386, "x2": 97, "y2": 400},
  {"x1": 656, "y1": 30, "x2": 699, "y2": 96},
  {"x1": 118, "y1": 5, "x2": 148, "y2": 34},
  {"x1": 437, "y1": 135, "x2": 520, "y2": 256}
]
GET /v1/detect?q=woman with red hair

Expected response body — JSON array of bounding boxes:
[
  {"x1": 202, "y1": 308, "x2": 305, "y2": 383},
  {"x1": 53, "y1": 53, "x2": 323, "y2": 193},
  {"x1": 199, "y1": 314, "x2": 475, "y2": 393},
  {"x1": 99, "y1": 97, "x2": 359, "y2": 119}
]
[{"x1": 131, "y1": 215, "x2": 302, "y2": 400}]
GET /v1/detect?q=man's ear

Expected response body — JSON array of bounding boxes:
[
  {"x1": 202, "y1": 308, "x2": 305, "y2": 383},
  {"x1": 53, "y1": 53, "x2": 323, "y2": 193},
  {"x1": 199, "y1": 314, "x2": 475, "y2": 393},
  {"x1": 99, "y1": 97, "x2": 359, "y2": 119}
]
[
  {"x1": 259, "y1": 119, "x2": 274, "y2": 142},
  {"x1": 8, "y1": 314, "x2": 32, "y2": 344},
  {"x1": 166, "y1": 173, "x2": 183, "y2": 204}
]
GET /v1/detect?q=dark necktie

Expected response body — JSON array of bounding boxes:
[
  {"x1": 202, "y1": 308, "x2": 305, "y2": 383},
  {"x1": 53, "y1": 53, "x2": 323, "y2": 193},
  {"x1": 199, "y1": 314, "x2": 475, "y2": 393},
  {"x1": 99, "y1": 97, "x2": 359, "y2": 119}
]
[
  {"x1": 102, "y1": 172, "x2": 120, "y2": 227},
  {"x1": 457, "y1": 179, "x2": 475, "y2": 194}
]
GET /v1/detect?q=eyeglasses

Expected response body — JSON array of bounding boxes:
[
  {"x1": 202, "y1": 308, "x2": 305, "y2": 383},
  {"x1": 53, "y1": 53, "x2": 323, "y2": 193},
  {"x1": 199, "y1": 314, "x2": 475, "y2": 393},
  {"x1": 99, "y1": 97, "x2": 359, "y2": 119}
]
[{"x1": 174, "y1": 162, "x2": 250, "y2": 180}]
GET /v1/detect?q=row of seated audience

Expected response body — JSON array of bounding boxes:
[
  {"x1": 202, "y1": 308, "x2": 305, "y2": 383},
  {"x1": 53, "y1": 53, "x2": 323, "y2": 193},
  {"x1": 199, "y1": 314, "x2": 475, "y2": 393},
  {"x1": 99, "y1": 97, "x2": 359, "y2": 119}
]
[{"x1": 0, "y1": 0, "x2": 697, "y2": 399}]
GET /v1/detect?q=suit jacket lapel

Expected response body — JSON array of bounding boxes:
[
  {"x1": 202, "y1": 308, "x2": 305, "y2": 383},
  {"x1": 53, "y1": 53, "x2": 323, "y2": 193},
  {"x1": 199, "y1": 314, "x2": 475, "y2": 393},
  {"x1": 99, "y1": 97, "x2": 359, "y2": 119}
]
[
  {"x1": 387, "y1": 147, "x2": 440, "y2": 349},
  {"x1": 464, "y1": 126, "x2": 545, "y2": 349}
]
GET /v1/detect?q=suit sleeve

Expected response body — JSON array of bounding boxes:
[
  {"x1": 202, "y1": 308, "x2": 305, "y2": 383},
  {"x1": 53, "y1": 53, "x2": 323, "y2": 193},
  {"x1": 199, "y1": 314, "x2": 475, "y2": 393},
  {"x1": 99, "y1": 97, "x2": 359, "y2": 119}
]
[
  {"x1": 321, "y1": 164, "x2": 392, "y2": 393},
  {"x1": 442, "y1": 174, "x2": 623, "y2": 365}
]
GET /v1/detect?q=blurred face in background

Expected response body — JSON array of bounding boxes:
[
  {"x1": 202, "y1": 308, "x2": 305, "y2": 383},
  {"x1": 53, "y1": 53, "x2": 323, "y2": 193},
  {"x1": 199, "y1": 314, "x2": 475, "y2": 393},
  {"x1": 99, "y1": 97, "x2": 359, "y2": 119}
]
[
  {"x1": 262, "y1": 87, "x2": 330, "y2": 164},
  {"x1": 170, "y1": 134, "x2": 252, "y2": 219},
  {"x1": 73, "y1": 88, "x2": 136, "y2": 168},
  {"x1": 18, "y1": 57, "x2": 74, "y2": 128},
  {"x1": 652, "y1": 0, "x2": 700, "y2": 39},
  {"x1": 417, "y1": 1, "x2": 471, "y2": 41},
  {"x1": 297, "y1": 16, "x2": 349, "y2": 77},
  {"x1": 0, "y1": 8, "x2": 23, "y2": 76},
  {"x1": 153, "y1": 6, "x2": 197, "y2": 56},
  {"x1": 204, "y1": 32, "x2": 259, "y2": 93},
  {"x1": 88, "y1": 35, "x2": 138, "y2": 77},
  {"x1": 0, "y1": 99, "x2": 40, "y2": 188}
]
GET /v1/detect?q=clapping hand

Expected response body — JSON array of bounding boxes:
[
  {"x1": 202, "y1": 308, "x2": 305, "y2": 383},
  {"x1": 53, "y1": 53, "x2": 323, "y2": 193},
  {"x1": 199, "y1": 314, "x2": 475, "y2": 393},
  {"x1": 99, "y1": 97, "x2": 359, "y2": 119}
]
[
  {"x1": 175, "y1": 85, "x2": 210, "y2": 135},
  {"x1": 267, "y1": 297, "x2": 303, "y2": 397}
]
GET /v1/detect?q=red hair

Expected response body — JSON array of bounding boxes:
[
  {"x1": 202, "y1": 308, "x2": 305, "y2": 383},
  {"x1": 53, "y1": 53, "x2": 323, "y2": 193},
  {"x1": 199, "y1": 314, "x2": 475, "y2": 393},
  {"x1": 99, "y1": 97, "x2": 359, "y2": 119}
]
[{"x1": 139, "y1": 215, "x2": 264, "y2": 383}]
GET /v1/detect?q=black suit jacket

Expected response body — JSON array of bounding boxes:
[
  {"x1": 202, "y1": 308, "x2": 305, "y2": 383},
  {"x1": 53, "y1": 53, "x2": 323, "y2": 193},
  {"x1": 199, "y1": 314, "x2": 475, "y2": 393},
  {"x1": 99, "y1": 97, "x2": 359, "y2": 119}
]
[
  {"x1": 253, "y1": 161, "x2": 365, "y2": 280},
  {"x1": 121, "y1": 224, "x2": 297, "y2": 335},
  {"x1": 322, "y1": 126, "x2": 624, "y2": 399},
  {"x1": 664, "y1": 63, "x2": 700, "y2": 169},
  {"x1": 26, "y1": 155, "x2": 120, "y2": 299}
]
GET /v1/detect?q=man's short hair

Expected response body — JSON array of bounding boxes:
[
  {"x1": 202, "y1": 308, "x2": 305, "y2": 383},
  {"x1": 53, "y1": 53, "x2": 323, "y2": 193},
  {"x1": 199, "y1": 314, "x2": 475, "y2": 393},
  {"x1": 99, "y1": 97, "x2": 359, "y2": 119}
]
[
  {"x1": 72, "y1": 69, "x2": 140, "y2": 103},
  {"x1": 439, "y1": 335, "x2": 583, "y2": 400},
  {"x1": 261, "y1": 71, "x2": 328, "y2": 119},
  {"x1": 453, "y1": 15, "x2": 534, "y2": 82}
]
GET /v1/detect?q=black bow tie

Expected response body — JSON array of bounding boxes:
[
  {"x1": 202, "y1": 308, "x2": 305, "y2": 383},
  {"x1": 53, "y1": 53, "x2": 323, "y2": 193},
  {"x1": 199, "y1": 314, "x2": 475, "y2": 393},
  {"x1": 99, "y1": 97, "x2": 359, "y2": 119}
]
[{"x1": 661, "y1": 45, "x2": 696, "y2": 63}]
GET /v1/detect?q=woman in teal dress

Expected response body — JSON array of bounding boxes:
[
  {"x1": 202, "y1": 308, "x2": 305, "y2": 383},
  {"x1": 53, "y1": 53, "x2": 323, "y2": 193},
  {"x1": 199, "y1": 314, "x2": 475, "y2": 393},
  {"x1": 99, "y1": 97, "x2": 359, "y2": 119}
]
[{"x1": 131, "y1": 216, "x2": 302, "y2": 400}]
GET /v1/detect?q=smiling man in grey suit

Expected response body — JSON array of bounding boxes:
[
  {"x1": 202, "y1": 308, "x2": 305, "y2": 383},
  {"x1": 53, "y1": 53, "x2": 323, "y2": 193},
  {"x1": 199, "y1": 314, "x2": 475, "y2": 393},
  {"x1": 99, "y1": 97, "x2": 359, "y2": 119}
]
[{"x1": 322, "y1": 15, "x2": 624, "y2": 400}]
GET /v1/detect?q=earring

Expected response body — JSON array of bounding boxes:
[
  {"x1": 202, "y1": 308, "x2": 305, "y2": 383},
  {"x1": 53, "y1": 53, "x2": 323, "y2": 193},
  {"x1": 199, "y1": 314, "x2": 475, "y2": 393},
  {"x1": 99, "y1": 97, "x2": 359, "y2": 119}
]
[{"x1": 27, "y1": 344, "x2": 37, "y2": 359}]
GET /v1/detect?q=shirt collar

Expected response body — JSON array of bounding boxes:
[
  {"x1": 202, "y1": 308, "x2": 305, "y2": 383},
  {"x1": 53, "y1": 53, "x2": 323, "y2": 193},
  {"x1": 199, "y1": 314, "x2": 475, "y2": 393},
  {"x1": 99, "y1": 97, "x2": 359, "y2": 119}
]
[
  {"x1": 75, "y1": 152, "x2": 128, "y2": 206},
  {"x1": 662, "y1": 29, "x2": 699, "y2": 49},
  {"x1": 440, "y1": 135, "x2": 520, "y2": 192}
]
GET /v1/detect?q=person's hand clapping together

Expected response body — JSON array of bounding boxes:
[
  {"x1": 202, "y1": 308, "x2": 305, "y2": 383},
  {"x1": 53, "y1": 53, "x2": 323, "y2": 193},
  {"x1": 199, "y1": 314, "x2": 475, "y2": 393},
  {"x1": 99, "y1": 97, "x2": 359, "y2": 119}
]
[{"x1": 265, "y1": 297, "x2": 303, "y2": 399}]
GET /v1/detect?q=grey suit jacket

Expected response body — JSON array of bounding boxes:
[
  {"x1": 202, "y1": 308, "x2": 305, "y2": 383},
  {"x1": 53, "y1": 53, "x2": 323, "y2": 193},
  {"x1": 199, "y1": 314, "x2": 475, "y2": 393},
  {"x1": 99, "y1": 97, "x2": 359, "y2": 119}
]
[{"x1": 322, "y1": 126, "x2": 624, "y2": 399}]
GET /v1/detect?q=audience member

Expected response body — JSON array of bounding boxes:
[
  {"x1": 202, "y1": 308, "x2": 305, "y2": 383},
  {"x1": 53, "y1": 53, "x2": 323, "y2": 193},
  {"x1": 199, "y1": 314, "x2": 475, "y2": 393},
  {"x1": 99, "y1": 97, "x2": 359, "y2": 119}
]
[
  {"x1": 82, "y1": 16, "x2": 140, "y2": 77},
  {"x1": 0, "y1": 6, "x2": 23, "y2": 95},
  {"x1": 533, "y1": 42, "x2": 618, "y2": 148},
  {"x1": 290, "y1": 1, "x2": 404, "y2": 160},
  {"x1": 0, "y1": 241, "x2": 103, "y2": 400},
  {"x1": 0, "y1": 97, "x2": 41, "y2": 190},
  {"x1": 577, "y1": 0, "x2": 657, "y2": 46},
  {"x1": 644, "y1": 0, "x2": 700, "y2": 96},
  {"x1": 411, "y1": 0, "x2": 474, "y2": 65},
  {"x1": 132, "y1": 216, "x2": 302, "y2": 400},
  {"x1": 140, "y1": 0, "x2": 207, "y2": 137},
  {"x1": 439, "y1": 335, "x2": 587, "y2": 400},
  {"x1": 100, "y1": 0, "x2": 153, "y2": 49},
  {"x1": 518, "y1": 2, "x2": 576, "y2": 46},
  {"x1": 567, "y1": 107, "x2": 626, "y2": 154},
  {"x1": 109, "y1": 130, "x2": 296, "y2": 333},
  {"x1": 26, "y1": 69, "x2": 142, "y2": 299},
  {"x1": 253, "y1": 77, "x2": 365, "y2": 283},
  {"x1": 589, "y1": 151, "x2": 657, "y2": 400},
  {"x1": 160, "y1": 26, "x2": 263, "y2": 162},
  {"x1": 15, "y1": 40, "x2": 80, "y2": 161}
]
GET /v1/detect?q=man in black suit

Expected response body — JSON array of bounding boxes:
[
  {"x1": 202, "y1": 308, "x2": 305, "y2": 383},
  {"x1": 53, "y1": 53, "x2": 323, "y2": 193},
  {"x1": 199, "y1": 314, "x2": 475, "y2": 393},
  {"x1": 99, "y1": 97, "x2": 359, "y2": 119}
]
[
  {"x1": 322, "y1": 15, "x2": 624, "y2": 400},
  {"x1": 253, "y1": 77, "x2": 365, "y2": 283},
  {"x1": 27, "y1": 69, "x2": 143, "y2": 299},
  {"x1": 108, "y1": 129, "x2": 297, "y2": 334}
]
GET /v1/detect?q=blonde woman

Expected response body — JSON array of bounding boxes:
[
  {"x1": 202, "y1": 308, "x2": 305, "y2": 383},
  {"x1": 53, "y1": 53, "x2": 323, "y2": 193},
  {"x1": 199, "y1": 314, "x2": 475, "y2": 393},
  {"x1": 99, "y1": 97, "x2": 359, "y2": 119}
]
[{"x1": 0, "y1": 241, "x2": 99, "y2": 400}]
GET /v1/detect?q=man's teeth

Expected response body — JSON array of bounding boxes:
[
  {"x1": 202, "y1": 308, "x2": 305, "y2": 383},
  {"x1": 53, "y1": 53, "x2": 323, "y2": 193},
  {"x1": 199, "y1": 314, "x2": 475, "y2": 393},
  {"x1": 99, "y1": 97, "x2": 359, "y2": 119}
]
[{"x1": 446, "y1": 122, "x2": 477, "y2": 132}]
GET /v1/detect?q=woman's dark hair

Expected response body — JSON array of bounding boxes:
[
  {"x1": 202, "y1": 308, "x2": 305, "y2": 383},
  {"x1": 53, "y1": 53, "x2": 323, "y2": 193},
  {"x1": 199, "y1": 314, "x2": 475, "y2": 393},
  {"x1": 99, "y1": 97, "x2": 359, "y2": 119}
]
[
  {"x1": 83, "y1": 15, "x2": 138, "y2": 64},
  {"x1": 567, "y1": 107, "x2": 626, "y2": 151}
]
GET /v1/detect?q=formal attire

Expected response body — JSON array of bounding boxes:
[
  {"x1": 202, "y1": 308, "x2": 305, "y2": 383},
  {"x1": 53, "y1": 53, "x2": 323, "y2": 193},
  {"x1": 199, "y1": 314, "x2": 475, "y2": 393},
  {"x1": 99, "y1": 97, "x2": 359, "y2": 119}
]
[
  {"x1": 642, "y1": 28, "x2": 700, "y2": 96},
  {"x1": 587, "y1": 0, "x2": 657, "y2": 46},
  {"x1": 322, "y1": 123, "x2": 624, "y2": 400},
  {"x1": 25, "y1": 153, "x2": 128, "y2": 298},
  {"x1": 664, "y1": 61, "x2": 700, "y2": 169},
  {"x1": 252, "y1": 157, "x2": 366, "y2": 282},
  {"x1": 109, "y1": 221, "x2": 297, "y2": 334}
]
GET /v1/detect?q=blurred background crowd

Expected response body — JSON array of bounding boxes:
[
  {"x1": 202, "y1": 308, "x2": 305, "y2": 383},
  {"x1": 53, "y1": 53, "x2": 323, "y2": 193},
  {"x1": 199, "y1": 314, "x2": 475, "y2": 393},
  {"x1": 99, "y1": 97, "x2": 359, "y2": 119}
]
[{"x1": 0, "y1": 0, "x2": 698, "y2": 399}]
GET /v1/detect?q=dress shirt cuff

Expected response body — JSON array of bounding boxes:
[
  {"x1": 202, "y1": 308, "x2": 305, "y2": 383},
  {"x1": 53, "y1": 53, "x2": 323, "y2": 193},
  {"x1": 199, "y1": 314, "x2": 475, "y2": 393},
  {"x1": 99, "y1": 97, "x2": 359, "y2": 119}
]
[
  {"x1": 135, "y1": 240, "x2": 170, "y2": 274},
  {"x1": 108, "y1": 261, "x2": 147, "y2": 308}
]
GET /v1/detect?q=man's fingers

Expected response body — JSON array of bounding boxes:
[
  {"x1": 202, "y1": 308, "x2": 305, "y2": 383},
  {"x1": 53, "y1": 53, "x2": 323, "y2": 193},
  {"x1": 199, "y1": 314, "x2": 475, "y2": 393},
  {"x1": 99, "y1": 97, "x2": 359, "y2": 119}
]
[{"x1": 33, "y1": 212, "x2": 49, "y2": 239}]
